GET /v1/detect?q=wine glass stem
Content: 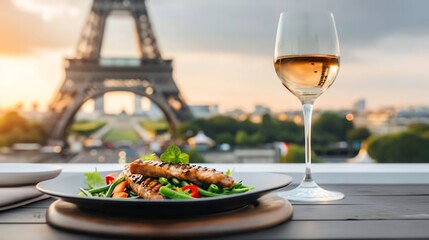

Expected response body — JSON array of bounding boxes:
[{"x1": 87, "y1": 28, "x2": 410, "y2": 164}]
[{"x1": 302, "y1": 102, "x2": 314, "y2": 182}]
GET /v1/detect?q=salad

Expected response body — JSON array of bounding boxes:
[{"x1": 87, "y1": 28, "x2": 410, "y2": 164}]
[{"x1": 79, "y1": 145, "x2": 254, "y2": 200}]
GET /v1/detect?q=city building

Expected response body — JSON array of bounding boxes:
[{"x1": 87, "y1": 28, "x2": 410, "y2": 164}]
[
  {"x1": 394, "y1": 106, "x2": 429, "y2": 128},
  {"x1": 139, "y1": 101, "x2": 164, "y2": 120},
  {"x1": 275, "y1": 110, "x2": 302, "y2": 124},
  {"x1": 249, "y1": 105, "x2": 272, "y2": 123},
  {"x1": 350, "y1": 107, "x2": 395, "y2": 135},
  {"x1": 94, "y1": 95, "x2": 104, "y2": 114},
  {"x1": 353, "y1": 106, "x2": 429, "y2": 135},
  {"x1": 134, "y1": 95, "x2": 144, "y2": 116},
  {"x1": 189, "y1": 104, "x2": 219, "y2": 119},
  {"x1": 224, "y1": 108, "x2": 247, "y2": 121},
  {"x1": 253, "y1": 105, "x2": 271, "y2": 115},
  {"x1": 353, "y1": 99, "x2": 366, "y2": 114}
]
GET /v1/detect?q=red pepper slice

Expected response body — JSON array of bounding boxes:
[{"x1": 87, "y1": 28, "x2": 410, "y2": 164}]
[
  {"x1": 181, "y1": 185, "x2": 199, "y2": 198},
  {"x1": 105, "y1": 175, "x2": 115, "y2": 185}
]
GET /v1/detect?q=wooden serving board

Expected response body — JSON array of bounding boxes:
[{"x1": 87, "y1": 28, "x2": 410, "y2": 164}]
[{"x1": 46, "y1": 194, "x2": 293, "y2": 238}]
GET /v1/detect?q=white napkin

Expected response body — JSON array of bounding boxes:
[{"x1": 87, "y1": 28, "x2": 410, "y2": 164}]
[{"x1": 0, "y1": 185, "x2": 49, "y2": 211}]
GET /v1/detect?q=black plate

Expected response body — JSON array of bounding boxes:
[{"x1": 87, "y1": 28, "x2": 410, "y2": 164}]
[{"x1": 37, "y1": 172, "x2": 292, "y2": 217}]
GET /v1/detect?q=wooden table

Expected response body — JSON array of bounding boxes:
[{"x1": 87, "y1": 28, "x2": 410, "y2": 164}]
[{"x1": 2, "y1": 184, "x2": 429, "y2": 239}]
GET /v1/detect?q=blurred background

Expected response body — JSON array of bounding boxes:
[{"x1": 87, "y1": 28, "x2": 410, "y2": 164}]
[{"x1": 0, "y1": 0, "x2": 428, "y2": 164}]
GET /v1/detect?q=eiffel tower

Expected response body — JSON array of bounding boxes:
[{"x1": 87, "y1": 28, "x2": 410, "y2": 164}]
[{"x1": 45, "y1": 0, "x2": 193, "y2": 145}]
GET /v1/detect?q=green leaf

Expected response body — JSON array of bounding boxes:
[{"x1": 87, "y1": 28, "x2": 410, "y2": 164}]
[
  {"x1": 158, "y1": 144, "x2": 190, "y2": 164},
  {"x1": 225, "y1": 168, "x2": 235, "y2": 176},
  {"x1": 160, "y1": 152, "x2": 176, "y2": 163},
  {"x1": 83, "y1": 168, "x2": 104, "y2": 188},
  {"x1": 140, "y1": 153, "x2": 156, "y2": 161},
  {"x1": 178, "y1": 152, "x2": 189, "y2": 164},
  {"x1": 167, "y1": 145, "x2": 181, "y2": 157}
]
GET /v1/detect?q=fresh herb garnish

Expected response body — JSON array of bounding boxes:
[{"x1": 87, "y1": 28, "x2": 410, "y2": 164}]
[
  {"x1": 225, "y1": 168, "x2": 235, "y2": 176},
  {"x1": 160, "y1": 145, "x2": 189, "y2": 164},
  {"x1": 140, "y1": 153, "x2": 157, "y2": 161},
  {"x1": 83, "y1": 168, "x2": 104, "y2": 188}
]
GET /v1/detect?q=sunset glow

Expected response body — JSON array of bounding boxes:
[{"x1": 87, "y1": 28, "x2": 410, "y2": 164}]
[{"x1": 0, "y1": 0, "x2": 428, "y2": 113}]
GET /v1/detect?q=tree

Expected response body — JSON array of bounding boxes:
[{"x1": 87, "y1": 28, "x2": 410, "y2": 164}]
[
  {"x1": 239, "y1": 118, "x2": 259, "y2": 134},
  {"x1": 206, "y1": 115, "x2": 242, "y2": 137},
  {"x1": 177, "y1": 122, "x2": 200, "y2": 139},
  {"x1": 178, "y1": 116, "x2": 246, "y2": 142},
  {"x1": 347, "y1": 127, "x2": 371, "y2": 141},
  {"x1": 248, "y1": 132, "x2": 264, "y2": 146},
  {"x1": 215, "y1": 133, "x2": 235, "y2": 146},
  {"x1": 276, "y1": 120, "x2": 303, "y2": 143},
  {"x1": 235, "y1": 131, "x2": 248, "y2": 146},
  {"x1": 313, "y1": 112, "x2": 353, "y2": 144},
  {"x1": 258, "y1": 113, "x2": 278, "y2": 143},
  {"x1": 0, "y1": 111, "x2": 29, "y2": 133},
  {"x1": 280, "y1": 144, "x2": 324, "y2": 163},
  {"x1": 188, "y1": 149, "x2": 205, "y2": 163},
  {"x1": 407, "y1": 123, "x2": 429, "y2": 134},
  {"x1": 367, "y1": 132, "x2": 429, "y2": 163},
  {"x1": 0, "y1": 111, "x2": 45, "y2": 147}
]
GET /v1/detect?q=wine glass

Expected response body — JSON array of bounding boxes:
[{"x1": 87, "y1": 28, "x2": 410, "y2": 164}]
[{"x1": 274, "y1": 10, "x2": 344, "y2": 202}]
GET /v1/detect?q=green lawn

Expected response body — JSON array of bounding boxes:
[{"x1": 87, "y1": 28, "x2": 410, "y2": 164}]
[
  {"x1": 140, "y1": 120, "x2": 168, "y2": 135},
  {"x1": 71, "y1": 121, "x2": 107, "y2": 137},
  {"x1": 103, "y1": 128, "x2": 140, "y2": 142}
]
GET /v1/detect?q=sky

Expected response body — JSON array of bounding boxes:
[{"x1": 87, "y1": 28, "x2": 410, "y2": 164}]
[{"x1": 0, "y1": 0, "x2": 428, "y2": 114}]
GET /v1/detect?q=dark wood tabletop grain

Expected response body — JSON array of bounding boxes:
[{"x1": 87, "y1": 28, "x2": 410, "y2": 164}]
[{"x1": 1, "y1": 184, "x2": 429, "y2": 239}]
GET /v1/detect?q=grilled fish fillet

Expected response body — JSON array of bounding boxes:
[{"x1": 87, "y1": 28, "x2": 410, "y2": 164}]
[
  {"x1": 123, "y1": 165, "x2": 165, "y2": 200},
  {"x1": 129, "y1": 160, "x2": 235, "y2": 188}
]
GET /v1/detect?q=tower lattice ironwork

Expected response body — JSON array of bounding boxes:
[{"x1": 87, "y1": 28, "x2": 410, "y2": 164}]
[{"x1": 45, "y1": 0, "x2": 193, "y2": 145}]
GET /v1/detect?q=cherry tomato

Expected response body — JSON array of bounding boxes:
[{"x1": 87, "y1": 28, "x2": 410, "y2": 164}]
[
  {"x1": 105, "y1": 175, "x2": 115, "y2": 185},
  {"x1": 181, "y1": 185, "x2": 199, "y2": 198}
]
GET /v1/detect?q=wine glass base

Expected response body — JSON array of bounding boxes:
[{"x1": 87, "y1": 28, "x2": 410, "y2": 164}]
[{"x1": 277, "y1": 180, "x2": 344, "y2": 202}]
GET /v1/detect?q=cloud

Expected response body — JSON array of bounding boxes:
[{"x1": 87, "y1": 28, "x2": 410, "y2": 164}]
[
  {"x1": 149, "y1": 0, "x2": 429, "y2": 57},
  {"x1": 171, "y1": 51, "x2": 289, "y2": 112},
  {"x1": 321, "y1": 34, "x2": 429, "y2": 109},
  {"x1": 12, "y1": 0, "x2": 80, "y2": 22},
  {"x1": 1, "y1": 0, "x2": 429, "y2": 110},
  {"x1": 0, "y1": 0, "x2": 89, "y2": 54},
  {"x1": 345, "y1": 34, "x2": 429, "y2": 81},
  {"x1": 4, "y1": 0, "x2": 429, "y2": 56}
]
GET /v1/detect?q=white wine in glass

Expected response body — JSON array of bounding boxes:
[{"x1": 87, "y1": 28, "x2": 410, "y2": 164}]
[{"x1": 274, "y1": 11, "x2": 344, "y2": 202}]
